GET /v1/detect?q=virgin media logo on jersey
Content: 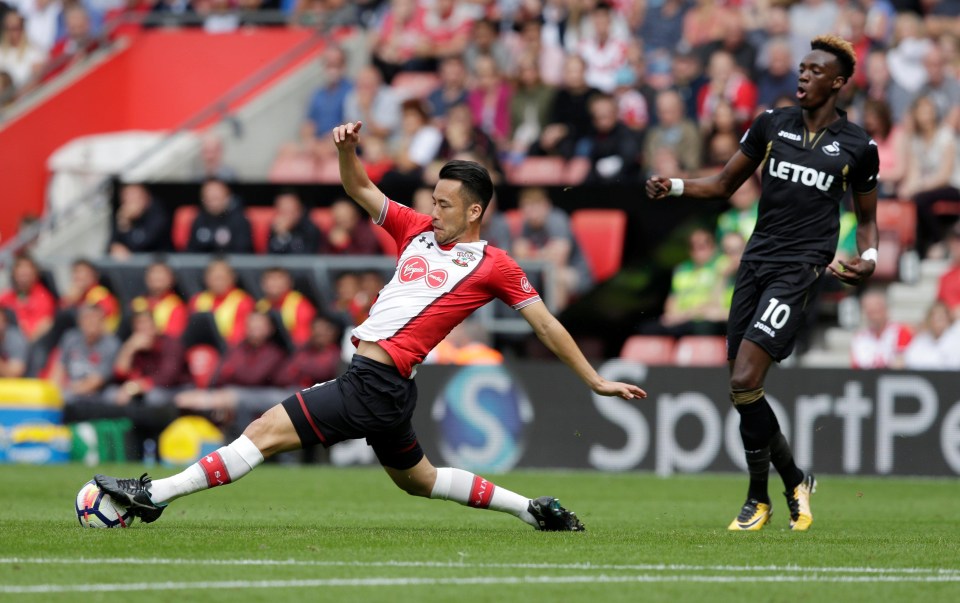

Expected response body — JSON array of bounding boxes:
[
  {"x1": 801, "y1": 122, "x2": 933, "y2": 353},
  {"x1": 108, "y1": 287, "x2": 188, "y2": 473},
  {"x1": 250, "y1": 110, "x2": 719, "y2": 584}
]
[
  {"x1": 399, "y1": 256, "x2": 428, "y2": 283},
  {"x1": 767, "y1": 158, "x2": 834, "y2": 191},
  {"x1": 426, "y1": 269, "x2": 448, "y2": 288}
]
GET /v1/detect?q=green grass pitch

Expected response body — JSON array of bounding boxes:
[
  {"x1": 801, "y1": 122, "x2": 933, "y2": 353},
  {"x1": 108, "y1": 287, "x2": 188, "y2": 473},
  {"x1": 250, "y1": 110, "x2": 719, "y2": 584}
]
[{"x1": 1, "y1": 463, "x2": 958, "y2": 602}]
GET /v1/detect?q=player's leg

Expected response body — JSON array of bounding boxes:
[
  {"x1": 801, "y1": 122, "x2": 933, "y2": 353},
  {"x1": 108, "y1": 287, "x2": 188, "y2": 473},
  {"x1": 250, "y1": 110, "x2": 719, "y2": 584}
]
[
  {"x1": 94, "y1": 402, "x2": 302, "y2": 522},
  {"x1": 376, "y1": 433, "x2": 584, "y2": 531}
]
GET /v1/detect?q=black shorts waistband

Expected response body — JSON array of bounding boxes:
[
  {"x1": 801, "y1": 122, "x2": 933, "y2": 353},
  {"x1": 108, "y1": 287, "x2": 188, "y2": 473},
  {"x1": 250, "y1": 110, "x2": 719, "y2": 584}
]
[{"x1": 350, "y1": 353, "x2": 406, "y2": 380}]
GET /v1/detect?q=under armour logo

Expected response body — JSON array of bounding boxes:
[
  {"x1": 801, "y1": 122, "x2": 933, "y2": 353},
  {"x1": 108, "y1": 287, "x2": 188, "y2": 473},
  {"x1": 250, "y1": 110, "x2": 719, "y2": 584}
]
[
  {"x1": 426, "y1": 242, "x2": 434, "y2": 249},
  {"x1": 419, "y1": 236, "x2": 426, "y2": 243}
]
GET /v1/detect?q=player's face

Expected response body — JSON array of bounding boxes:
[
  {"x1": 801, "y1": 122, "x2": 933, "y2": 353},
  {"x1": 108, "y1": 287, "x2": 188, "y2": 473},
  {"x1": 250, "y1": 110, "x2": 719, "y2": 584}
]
[
  {"x1": 796, "y1": 50, "x2": 844, "y2": 109},
  {"x1": 431, "y1": 179, "x2": 481, "y2": 245}
]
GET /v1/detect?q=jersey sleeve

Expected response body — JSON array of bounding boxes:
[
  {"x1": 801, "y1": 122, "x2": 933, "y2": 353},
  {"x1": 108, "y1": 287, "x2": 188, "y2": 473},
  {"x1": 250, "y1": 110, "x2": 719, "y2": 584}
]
[
  {"x1": 850, "y1": 139, "x2": 880, "y2": 194},
  {"x1": 739, "y1": 110, "x2": 772, "y2": 160},
  {"x1": 375, "y1": 199, "x2": 432, "y2": 250},
  {"x1": 489, "y1": 252, "x2": 542, "y2": 310}
]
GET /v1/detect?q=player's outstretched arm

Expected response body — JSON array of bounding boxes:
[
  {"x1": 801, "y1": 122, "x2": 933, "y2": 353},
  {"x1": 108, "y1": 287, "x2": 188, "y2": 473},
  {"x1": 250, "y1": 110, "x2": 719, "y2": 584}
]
[
  {"x1": 333, "y1": 121, "x2": 387, "y2": 219},
  {"x1": 519, "y1": 302, "x2": 647, "y2": 400},
  {"x1": 829, "y1": 187, "x2": 879, "y2": 284},
  {"x1": 646, "y1": 150, "x2": 760, "y2": 201}
]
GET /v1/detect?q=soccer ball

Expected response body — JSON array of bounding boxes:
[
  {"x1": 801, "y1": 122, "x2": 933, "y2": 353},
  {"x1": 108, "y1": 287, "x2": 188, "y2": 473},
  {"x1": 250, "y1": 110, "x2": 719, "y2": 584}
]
[{"x1": 75, "y1": 480, "x2": 136, "y2": 528}]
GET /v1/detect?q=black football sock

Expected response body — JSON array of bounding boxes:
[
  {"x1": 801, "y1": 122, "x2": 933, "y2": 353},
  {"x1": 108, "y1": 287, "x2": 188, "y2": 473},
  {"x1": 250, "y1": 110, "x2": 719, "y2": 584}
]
[
  {"x1": 769, "y1": 430, "x2": 804, "y2": 492},
  {"x1": 734, "y1": 398, "x2": 773, "y2": 505}
]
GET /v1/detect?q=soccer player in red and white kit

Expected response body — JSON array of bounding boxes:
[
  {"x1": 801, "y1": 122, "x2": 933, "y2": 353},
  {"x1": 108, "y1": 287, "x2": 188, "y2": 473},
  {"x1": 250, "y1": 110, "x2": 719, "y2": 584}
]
[{"x1": 95, "y1": 120, "x2": 647, "y2": 531}]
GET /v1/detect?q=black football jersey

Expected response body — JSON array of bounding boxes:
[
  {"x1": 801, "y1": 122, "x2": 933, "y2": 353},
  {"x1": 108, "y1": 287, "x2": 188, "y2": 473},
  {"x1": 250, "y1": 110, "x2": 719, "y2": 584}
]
[{"x1": 739, "y1": 106, "x2": 879, "y2": 264}]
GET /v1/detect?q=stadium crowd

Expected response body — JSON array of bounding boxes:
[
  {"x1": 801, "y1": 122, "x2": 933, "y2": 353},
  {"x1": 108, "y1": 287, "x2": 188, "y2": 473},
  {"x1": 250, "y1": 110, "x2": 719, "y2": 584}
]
[{"x1": 1, "y1": 0, "x2": 960, "y2": 456}]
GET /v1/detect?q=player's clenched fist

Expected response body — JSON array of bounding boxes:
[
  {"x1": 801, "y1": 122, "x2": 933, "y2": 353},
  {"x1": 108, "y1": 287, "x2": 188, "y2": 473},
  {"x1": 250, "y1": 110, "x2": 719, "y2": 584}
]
[
  {"x1": 645, "y1": 175, "x2": 672, "y2": 200},
  {"x1": 333, "y1": 121, "x2": 363, "y2": 151}
]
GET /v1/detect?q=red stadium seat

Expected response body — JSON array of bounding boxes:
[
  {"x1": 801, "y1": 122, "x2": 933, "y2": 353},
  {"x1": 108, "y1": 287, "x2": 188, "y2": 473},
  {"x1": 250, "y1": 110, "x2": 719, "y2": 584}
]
[
  {"x1": 620, "y1": 335, "x2": 675, "y2": 366},
  {"x1": 268, "y1": 153, "x2": 317, "y2": 183},
  {"x1": 316, "y1": 158, "x2": 342, "y2": 184},
  {"x1": 372, "y1": 221, "x2": 399, "y2": 257},
  {"x1": 186, "y1": 344, "x2": 220, "y2": 389},
  {"x1": 172, "y1": 205, "x2": 198, "y2": 251},
  {"x1": 674, "y1": 336, "x2": 728, "y2": 367},
  {"x1": 245, "y1": 207, "x2": 276, "y2": 254},
  {"x1": 391, "y1": 71, "x2": 441, "y2": 100},
  {"x1": 309, "y1": 207, "x2": 333, "y2": 233},
  {"x1": 507, "y1": 157, "x2": 566, "y2": 186},
  {"x1": 876, "y1": 200, "x2": 916, "y2": 248},
  {"x1": 570, "y1": 209, "x2": 627, "y2": 282},
  {"x1": 565, "y1": 157, "x2": 591, "y2": 186}
]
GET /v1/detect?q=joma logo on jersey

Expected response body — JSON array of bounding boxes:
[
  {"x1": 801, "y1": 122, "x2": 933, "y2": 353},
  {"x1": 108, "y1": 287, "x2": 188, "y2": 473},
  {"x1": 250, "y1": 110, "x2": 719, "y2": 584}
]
[
  {"x1": 767, "y1": 158, "x2": 834, "y2": 191},
  {"x1": 778, "y1": 130, "x2": 801, "y2": 141}
]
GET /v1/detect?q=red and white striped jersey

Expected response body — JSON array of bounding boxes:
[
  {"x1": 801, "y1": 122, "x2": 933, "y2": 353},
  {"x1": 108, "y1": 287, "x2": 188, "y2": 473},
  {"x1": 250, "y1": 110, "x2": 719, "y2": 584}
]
[{"x1": 352, "y1": 200, "x2": 542, "y2": 378}]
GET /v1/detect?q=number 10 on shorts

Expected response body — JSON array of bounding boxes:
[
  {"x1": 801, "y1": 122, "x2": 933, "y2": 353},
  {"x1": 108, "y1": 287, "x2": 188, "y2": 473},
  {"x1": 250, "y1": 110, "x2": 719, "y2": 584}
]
[{"x1": 760, "y1": 297, "x2": 791, "y2": 329}]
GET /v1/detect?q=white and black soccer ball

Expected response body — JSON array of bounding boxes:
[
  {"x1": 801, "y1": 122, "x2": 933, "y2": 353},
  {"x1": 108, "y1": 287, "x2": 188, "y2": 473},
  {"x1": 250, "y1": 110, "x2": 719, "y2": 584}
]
[{"x1": 75, "y1": 480, "x2": 136, "y2": 528}]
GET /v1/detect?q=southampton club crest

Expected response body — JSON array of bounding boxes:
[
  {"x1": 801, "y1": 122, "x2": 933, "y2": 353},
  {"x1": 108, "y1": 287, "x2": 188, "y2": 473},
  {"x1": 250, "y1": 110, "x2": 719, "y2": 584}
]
[{"x1": 453, "y1": 250, "x2": 477, "y2": 267}]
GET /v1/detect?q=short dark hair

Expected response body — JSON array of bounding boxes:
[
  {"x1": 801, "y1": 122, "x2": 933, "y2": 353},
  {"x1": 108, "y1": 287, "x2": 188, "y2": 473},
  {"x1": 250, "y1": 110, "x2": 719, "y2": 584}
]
[
  {"x1": 811, "y1": 35, "x2": 856, "y2": 81},
  {"x1": 72, "y1": 258, "x2": 98, "y2": 273},
  {"x1": 438, "y1": 160, "x2": 494, "y2": 214}
]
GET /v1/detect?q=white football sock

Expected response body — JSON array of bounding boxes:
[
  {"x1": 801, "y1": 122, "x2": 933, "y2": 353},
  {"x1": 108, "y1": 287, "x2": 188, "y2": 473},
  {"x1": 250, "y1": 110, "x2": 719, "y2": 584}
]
[
  {"x1": 149, "y1": 435, "x2": 265, "y2": 505},
  {"x1": 430, "y1": 467, "x2": 537, "y2": 527}
]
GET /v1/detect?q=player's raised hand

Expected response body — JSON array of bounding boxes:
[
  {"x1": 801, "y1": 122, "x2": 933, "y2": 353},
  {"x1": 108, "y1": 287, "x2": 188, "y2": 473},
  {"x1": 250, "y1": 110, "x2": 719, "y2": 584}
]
[
  {"x1": 645, "y1": 175, "x2": 672, "y2": 200},
  {"x1": 828, "y1": 256, "x2": 876, "y2": 285},
  {"x1": 333, "y1": 121, "x2": 363, "y2": 152},
  {"x1": 593, "y1": 379, "x2": 648, "y2": 400}
]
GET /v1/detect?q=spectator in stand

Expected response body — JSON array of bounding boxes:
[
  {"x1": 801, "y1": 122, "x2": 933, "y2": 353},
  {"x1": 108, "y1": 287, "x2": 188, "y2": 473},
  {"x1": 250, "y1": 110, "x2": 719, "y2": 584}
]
[
  {"x1": 850, "y1": 288, "x2": 912, "y2": 369},
  {"x1": 861, "y1": 98, "x2": 904, "y2": 199},
  {"x1": 840, "y1": 6, "x2": 874, "y2": 90},
  {"x1": 426, "y1": 55, "x2": 468, "y2": 122},
  {"x1": 915, "y1": 45, "x2": 960, "y2": 132},
  {"x1": 562, "y1": 0, "x2": 630, "y2": 53},
  {"x1": 186, "y1": 178, "x2": 253, "y2": 254},
  {"x1": 611, "y1": 65, "x2": 648, "y2": 132},
  {"x1": 358, "y1": 134, "x2": 394, "y2": 184},
  {"x1": 856, "y1": 49, "x2": 911, "y2": 122},
  {"x1": 467, "y1": 54, "x2": 512, "y2": 150},
  {"x1": 197, "y1": 0, "x2": 240, "y2": 35},
  {"x1": 430, "y1": 102, "x2": 503, "y2": 183},
  {"x1": 381, "y1": 98, "x2": 443, "y2": 186},
  {"x1": 299, "y1": 45, "x2": 351, "y2": 162},
  {"x1": 0, "y1": 10, "x2": 44, "y2": 89},
  {"x1": 700, "y1": 9, "x2": 757, "y2": 77},
  {"x1": 47, "y1": 4, "x2": 97, "y2": 73},
  {"x1": 583, "y1": 93, "x2": 641, "y2": 184},
  {"x1": 937, "y1": 223, "x2": 960, "y2": 316},
  {"x1": 193, "y1": 132, "x2": 237, "y2": 182},
  {"x1": 370, "y1": 0, "x2": 429, "y2": 82},
  {"x1": 481, "y1": 193, "x2": 513, "y2": 251},
  {"x1": 636, "y1": 0, "x2": 686, "y2": 55},
  {"x1": 670, "y1": 44, "x2": 708, "y2": 123},
  {"x1": 109, "y1": 310, "x2": 187, "y2": 408},
  {"x1": 512, "y1": 187, "x2": 592, "y2": 310},
  {"x1": 50, "y1": 303, "x2": 120, "y2": 405},
  {"x1": 536, "y1": 54, "x2": 600, "y2": 159},
  {"x1": 644, "y1": 89, "x2": 702, "y2": 174},
  {"x1": 174, "y1": 311, "x2": 288, "y2": 435},
  {"x1": 0, "y1": 254, "x2": 55, "y2": 342},
  {"x1": 419, "y1": 0, "x2": 473, "y2": 65},
  {"x1": 17, "y1": 0, "x2": 60, "y2": 52},
  {"x1": 266, "y1": 189, "x2": 322, "y2": 255},
  {"x1": 682, "y1": 0, "x2": 729, "y2": 50},
  {"x1": 130, "y1": 261, "x2": 188, "y2": 339},
  {"x1": 60, "y1": 258, "x2": 120, "y2": 333},
  {"x1": 256, "y1": 266, "x2": 316, "y2": 347},
  {"x1": 343, "y1": 65, "x2": 401, "y2": 141},
  {"x1": 756, "y1": 38, "x2": 797, "y2": 110},
  {"x1": 511, "y1": 16, "x2": 564, "y2": 87},
  {"x1": 715, "y1": 230, "x2": 746, "y2": 317},
  {"x1": 899, "y1": 95, "x2": 960, "y2": 259},
  {"x1": 188, "y1": 258, "x2": 255, "y2": 346},
  {"x1": 330, "y1": 271, "x2": 362, "y2": 326},
  {"x1": 640, "y1": 228, "x2": 728, "y2": 337},
  {"x1": 788, "y1": 0, "x2": 839, "y2": 67},
  {"x1": 0, "y1": 309, "x2": 28, "y2": 378},
  {"x1": 275, "y1": 315, "x2": 341, "y2": 389},
  {"x1": 716, "y1": 175, "x2": 760, "y2": 242},
  {"x1": 885, "y1": 12, "x2": 933, "y2": 96},
  {"x1": 697, "y1": 50, "x2": 757, "y2": 131},
  {"x1": 289, "y1": 0, "x2": 359, "y2": 32},
  {"x1": 508, "y1": 52, "x2": 556, "y2": 159},
  {"x1": 903, "y1": 300, "x2": 960, "y2": 370},
  {"x1": 703, "y1": 131, "x2": 740, "y2": 172},
  {"x1": 108, "y1": 183, "x2": 170, "y2": 259},
  {"x1": 319, "y1": 198, "x2": 382, "y2": 255},
  {"x1": 426, "y1": 320, "x2": 503, "y2": 365},
  {"x1": 464, "y1": 18, "x2": 512, "y2": 76},
  {"x1": 575, "y1": 1, "x2": 628, "y2": 94}
]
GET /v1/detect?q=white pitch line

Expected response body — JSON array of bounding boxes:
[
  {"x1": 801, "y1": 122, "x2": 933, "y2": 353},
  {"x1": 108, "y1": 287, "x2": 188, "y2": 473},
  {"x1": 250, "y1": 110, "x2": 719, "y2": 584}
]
[
  {"x1": 1, "y1": 557, "x2": 958, "y2": 576},
  {"x1": 3, "y1": 574, "x2": 960, "y2": 594}
]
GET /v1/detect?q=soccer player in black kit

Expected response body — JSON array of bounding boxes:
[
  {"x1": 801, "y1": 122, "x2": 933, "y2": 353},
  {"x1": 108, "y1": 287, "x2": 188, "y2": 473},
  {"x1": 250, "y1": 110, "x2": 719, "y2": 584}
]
[{"x1": 647, "y1": 35, "x2": 879, "y2": 531}]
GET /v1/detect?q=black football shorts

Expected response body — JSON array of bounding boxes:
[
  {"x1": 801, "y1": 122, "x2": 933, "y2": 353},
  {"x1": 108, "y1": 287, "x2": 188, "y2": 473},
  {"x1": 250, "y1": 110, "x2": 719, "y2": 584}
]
[
  {"x1": 727, "y1": 260, "x2": 825, "y2": 362},
  {"x1": 280, "y1": 355, "x2": 424, "y2": 470}
]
